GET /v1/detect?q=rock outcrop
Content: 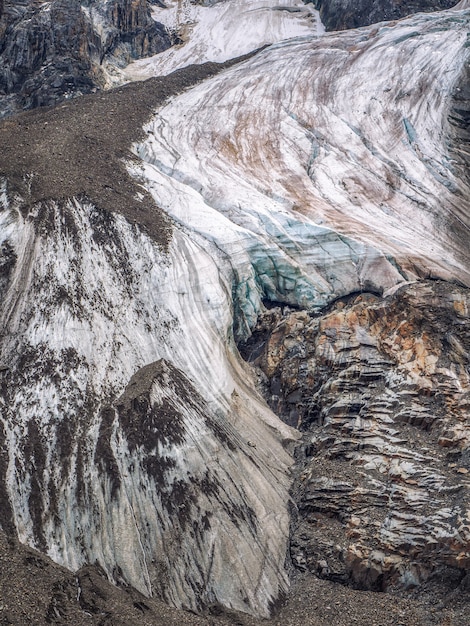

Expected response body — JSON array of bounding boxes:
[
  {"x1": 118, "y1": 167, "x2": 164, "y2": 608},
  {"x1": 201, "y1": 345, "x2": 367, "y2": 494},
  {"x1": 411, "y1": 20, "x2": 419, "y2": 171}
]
[
  {"x1": 311, "y1": 0, "x2": 459, "y2": 30},
  {"x1": 242, "y1": 280, "x2": 470, "y2": 592},
  {"x1": 0, "y1": 0, "x2": 172, "y2": 118}
]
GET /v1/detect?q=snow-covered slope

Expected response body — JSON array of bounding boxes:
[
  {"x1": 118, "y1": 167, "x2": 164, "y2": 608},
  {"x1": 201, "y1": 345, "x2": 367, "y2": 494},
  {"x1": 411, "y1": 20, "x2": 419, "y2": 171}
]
[
  {"x1": 124, "y1": 0, "x2": 324, "y2": 79},
  {"x1": 0, "y1": 192, "x2": 295, "y2": 616}
]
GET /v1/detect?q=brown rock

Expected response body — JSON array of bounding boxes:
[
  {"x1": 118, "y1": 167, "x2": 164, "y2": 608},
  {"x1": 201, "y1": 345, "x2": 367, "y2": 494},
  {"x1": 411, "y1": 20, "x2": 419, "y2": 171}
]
[{"x1": 244, "y1": 280, "x2": 470, "y2": 594}]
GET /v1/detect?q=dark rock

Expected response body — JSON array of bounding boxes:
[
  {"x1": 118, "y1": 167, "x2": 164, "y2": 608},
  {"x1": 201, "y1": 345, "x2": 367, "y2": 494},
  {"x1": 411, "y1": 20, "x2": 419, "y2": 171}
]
[
  {"x1": 310, "y1": 0, "x2": 460, "y2": 30},
  {"x1": 0, "y1": 0, "x2": 173, "y2": 118}
]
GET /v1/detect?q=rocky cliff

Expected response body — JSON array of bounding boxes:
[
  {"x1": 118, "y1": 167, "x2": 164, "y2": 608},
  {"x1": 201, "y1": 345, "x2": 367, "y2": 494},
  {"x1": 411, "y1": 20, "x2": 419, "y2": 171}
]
[
  {"x1": 243, "y1": 280, "x2": 470, "y2": 593},
  {"x1": 0, "y1": 0, "x2": 469, "y2": 624},
  {"x1": 0, "y1": 0, "x2": 172, "y2": 118},
  {"x1": 311, "y1": 0, "x2": 459, "y2": 30}
]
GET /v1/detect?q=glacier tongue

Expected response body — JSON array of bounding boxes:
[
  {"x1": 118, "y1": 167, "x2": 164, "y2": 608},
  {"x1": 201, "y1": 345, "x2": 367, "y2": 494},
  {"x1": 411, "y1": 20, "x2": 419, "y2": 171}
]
[
  {"x1": 0, "y1": 195, "x2": 295, "y2": 616},
  {"x1": 133, "y1": 6, "x2": 470, "y2": 307}
]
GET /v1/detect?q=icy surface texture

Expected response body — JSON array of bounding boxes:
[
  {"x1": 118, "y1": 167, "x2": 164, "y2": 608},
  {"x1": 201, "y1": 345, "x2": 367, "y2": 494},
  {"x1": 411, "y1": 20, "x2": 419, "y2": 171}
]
[
  {"x1": 0, "y1": 194, "x2": 294, "y2": 616},
  {"x1": 133, "y1": 7, "x2": 470, "y2": 340},
  {"x1": 0, "y1": 0, "x2": 469, "y2": 619},
  {"x1": 125, "y1": 0, "x2": 324, "y2": 79}
]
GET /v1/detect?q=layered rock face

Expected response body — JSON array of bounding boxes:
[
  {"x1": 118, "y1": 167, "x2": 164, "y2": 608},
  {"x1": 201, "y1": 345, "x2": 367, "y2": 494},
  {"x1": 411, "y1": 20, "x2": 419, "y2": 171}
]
[
  {"x1": 311, "y1": 0, "x2": 459, "y2": 30},
  {"x1": 0, "y1": 0, "x2": 172, "y2": 118},
  {"x1": 242, "y1": 280, "x2": 470, "y2": 590}
]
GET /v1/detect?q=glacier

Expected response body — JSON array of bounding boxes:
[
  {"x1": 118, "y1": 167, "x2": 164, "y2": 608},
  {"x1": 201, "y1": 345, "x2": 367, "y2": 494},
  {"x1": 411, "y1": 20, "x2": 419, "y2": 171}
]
[
  {"x1": 0, "y1": 0, "x2": 469, "y2": 620},
  {"x1": 124, "y1": 0, "x2": 325, "y2": 80},
  {"x1": 0, "y1": 192, "x2": 296, "y2": 615},
  {"x1": 132, "y1": 4, "x2": 470, "y2": 303}
]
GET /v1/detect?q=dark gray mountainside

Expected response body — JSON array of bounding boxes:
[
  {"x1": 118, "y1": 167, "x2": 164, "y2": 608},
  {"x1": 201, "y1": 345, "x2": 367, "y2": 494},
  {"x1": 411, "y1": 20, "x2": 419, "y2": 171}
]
[
  {"x1": 0, "y1": 0, "x2": 173, "y2": 118},
  {"x1": 311, "y1": 0, "x2": 459, "y2": 29}
]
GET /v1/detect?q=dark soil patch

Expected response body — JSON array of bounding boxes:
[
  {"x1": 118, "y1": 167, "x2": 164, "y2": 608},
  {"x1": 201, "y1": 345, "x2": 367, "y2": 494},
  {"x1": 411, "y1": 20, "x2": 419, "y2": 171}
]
[
  {"x1": 0, "y1": 50, "x2": 262, "y2": 249},
  {"x1": 1, "y1": 529, "x2": 468, "y2": 625}
]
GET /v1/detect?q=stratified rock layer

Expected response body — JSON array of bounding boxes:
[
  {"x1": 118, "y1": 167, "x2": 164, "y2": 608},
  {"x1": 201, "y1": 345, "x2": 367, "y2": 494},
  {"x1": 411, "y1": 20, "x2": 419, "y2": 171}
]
[{"x1": 242, "y1": 280, "x2": 470, "y2": 591}]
